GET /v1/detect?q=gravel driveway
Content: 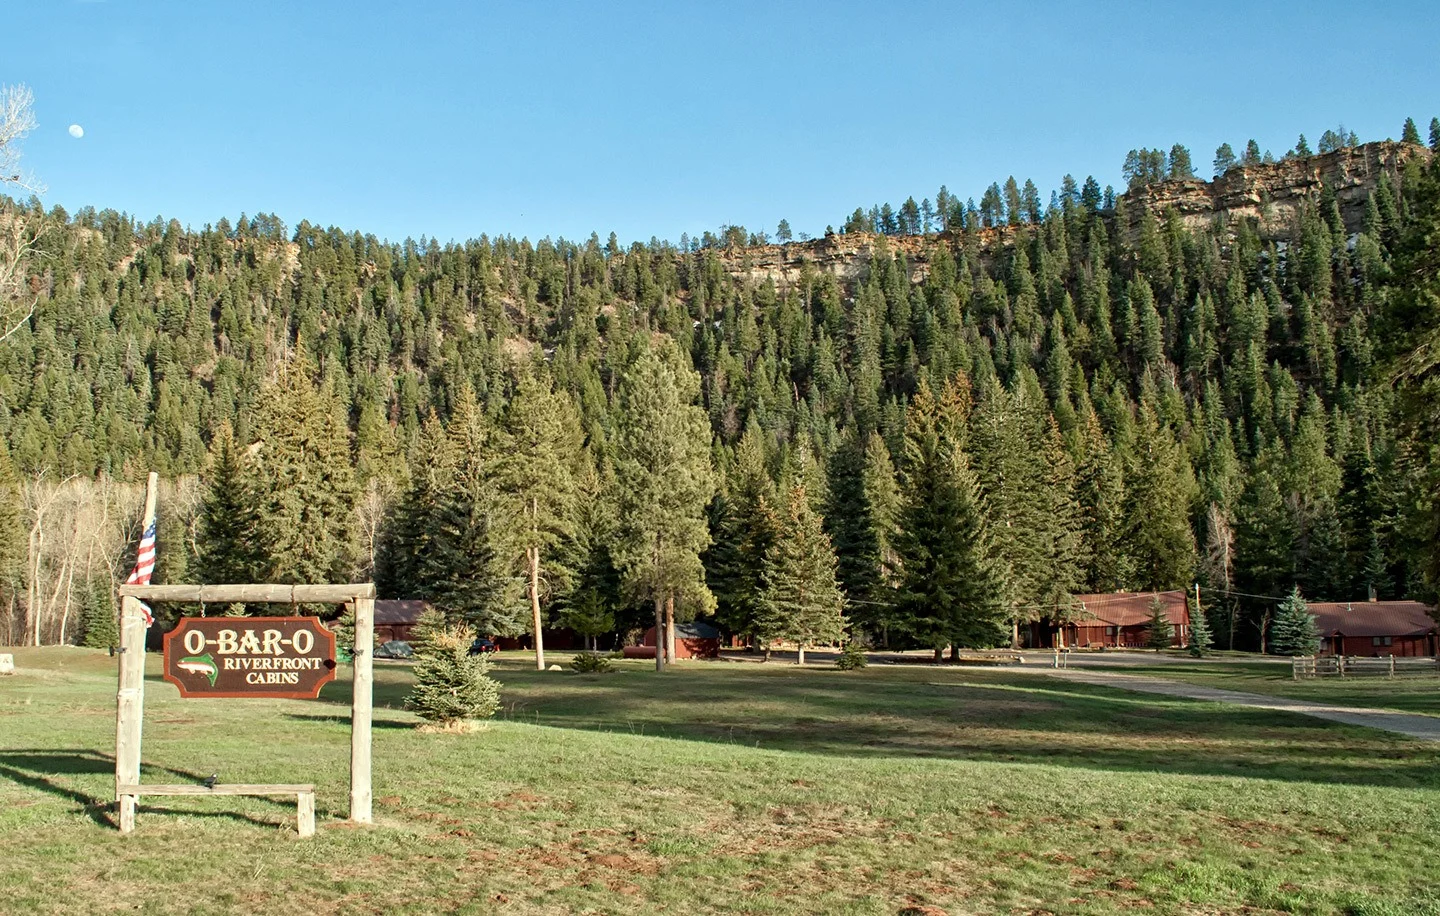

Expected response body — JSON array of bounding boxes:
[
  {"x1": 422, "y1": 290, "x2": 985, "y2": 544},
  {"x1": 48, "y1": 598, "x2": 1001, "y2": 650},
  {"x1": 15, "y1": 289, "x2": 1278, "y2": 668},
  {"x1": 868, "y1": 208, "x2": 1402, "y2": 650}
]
[{"x1": 1046, "y1": 668, "x2": 1440, "y2": 742}]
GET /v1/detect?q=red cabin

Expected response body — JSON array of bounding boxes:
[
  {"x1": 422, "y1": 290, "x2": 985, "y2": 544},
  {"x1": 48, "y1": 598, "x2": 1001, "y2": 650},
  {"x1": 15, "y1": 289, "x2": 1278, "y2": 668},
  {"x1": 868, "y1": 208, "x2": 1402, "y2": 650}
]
[{"x1": 1310, "y1": 600, "x2": 1438, "y2": 657}]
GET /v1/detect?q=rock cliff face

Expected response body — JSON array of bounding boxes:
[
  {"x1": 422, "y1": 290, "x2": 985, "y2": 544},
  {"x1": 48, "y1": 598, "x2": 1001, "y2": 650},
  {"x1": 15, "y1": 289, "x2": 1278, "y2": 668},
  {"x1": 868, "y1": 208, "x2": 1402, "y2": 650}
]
[
  {"x1": 1119, "y1": 140, "x2": 1422, "y2": 240},
  {"x1": 715, "y1": 141, "x2": 1429, "y2": 291}
]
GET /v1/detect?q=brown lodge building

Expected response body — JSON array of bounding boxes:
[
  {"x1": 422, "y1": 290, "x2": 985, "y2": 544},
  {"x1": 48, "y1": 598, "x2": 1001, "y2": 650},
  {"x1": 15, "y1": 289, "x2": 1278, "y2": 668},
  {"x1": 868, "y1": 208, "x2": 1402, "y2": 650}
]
[
  {"x1": 1310, "y1": 600, "x2": 1438, "y2": 657},
  {"x1": 1044, "y1": 590, "x2": 1192, "y2": 649}
]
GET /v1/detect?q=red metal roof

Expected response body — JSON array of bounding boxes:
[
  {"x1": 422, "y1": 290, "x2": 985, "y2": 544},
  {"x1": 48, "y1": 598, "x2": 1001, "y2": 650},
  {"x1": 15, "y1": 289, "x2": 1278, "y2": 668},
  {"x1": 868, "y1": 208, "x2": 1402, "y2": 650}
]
[
  {"x1": 1308, "y1": 601, "x2": 1437, "y2": 638},
  {"x1": 1070, "y1": 591, "x2": 1189, "y2": 628},
  {"x1": 374, "y1": 599, "x2": 429, "y2": 626}
]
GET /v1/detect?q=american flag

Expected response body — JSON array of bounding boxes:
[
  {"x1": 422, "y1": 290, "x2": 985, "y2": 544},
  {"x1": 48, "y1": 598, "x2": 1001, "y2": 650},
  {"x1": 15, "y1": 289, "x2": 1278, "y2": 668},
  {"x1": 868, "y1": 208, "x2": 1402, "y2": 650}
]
[{"x1": 125, "y1": 521, "x2": 156, "y2": 626}]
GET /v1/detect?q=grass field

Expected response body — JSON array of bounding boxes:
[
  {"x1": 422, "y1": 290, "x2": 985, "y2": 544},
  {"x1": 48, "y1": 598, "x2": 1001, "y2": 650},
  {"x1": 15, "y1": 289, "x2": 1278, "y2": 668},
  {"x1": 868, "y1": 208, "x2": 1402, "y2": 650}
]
[
  {"x1": 1116, "y1": 658, "x2": 1440, "y2": 717},
  {"x1": 3, "y1": 647, "x2": 1440, "y2": 915}
]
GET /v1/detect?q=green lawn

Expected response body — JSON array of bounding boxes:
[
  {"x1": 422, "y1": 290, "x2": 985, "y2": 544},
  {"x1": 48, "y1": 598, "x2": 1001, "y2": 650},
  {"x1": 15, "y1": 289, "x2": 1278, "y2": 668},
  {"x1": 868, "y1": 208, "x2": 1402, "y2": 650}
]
[
  {"x1": 1116, "y1": 658, "x2": 1440, "y2": 718},
  {"x1": 2, "y1": 647, "x2": 1439, "y2": 915}
]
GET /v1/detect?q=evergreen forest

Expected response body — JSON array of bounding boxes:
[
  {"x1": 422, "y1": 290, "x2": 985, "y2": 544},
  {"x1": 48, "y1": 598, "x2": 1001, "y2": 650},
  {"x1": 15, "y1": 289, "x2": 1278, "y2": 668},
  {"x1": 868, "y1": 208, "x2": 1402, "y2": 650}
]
[{"x1": 3, "y1": 123, "x2": 1439, "y2": 655}]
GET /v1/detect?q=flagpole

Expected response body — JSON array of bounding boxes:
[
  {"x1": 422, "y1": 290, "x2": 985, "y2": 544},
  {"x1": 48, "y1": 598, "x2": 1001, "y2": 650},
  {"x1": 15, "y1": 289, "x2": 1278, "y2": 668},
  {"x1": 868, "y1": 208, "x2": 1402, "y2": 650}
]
[{"x1": 116, "y1": 471, "x2": 158, "y2": 833}]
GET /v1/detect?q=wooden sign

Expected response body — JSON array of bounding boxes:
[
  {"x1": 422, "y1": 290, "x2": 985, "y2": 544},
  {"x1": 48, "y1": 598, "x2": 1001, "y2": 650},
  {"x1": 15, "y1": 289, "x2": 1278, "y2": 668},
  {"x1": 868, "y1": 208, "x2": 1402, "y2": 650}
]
[{"x1": 162, "y1": 617, "x2": 337, "y2": 699}]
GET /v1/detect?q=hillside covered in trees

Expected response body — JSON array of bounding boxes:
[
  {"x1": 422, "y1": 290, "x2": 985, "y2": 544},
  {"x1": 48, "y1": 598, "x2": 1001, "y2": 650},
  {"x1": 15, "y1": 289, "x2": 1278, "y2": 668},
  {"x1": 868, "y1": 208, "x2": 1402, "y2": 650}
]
[{"x1": 3, "y1": 124, "x2": 1439, "y2": 654}]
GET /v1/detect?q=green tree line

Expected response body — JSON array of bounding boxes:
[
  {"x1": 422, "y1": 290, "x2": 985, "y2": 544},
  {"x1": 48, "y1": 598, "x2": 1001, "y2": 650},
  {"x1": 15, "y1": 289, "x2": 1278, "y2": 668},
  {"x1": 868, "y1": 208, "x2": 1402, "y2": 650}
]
[{"x1": 2, "y1": 125, "x2": 1438, "y2": 653}]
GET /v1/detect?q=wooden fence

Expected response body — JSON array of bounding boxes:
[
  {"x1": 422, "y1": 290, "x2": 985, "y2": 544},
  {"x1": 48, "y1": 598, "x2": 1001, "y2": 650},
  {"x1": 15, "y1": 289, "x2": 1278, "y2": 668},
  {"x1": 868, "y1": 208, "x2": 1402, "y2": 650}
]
[{"x1": 1292, "y1": 655, "x2": 1440, "y2": 680}]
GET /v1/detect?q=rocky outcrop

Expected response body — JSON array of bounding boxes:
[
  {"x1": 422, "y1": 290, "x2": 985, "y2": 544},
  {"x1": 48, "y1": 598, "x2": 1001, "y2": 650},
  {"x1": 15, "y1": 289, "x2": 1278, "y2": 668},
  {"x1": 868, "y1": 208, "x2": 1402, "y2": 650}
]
[
  {"x1": 1119, "y1": 140, "x2": 1425, "y2": 241},
  {"x1": 713, "y1": 141, "x2": 1429, "y2": 291},
  {"x1": 715, "y1": 231, "x2": 936, "y2": 289}
]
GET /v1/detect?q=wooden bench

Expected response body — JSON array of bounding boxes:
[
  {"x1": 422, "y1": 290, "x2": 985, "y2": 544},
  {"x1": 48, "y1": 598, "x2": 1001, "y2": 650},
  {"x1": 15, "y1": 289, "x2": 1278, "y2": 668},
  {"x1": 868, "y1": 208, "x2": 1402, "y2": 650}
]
[{"x1": 117, "y1": 783, "x2": 316, "y2": 837}]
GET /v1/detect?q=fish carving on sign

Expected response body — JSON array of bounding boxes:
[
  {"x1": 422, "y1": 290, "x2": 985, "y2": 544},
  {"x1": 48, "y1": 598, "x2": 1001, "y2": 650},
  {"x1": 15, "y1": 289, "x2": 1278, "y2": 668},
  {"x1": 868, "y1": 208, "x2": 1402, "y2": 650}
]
[{"x1": 176, "y1": 653, "x2": 219, "y2": 686}]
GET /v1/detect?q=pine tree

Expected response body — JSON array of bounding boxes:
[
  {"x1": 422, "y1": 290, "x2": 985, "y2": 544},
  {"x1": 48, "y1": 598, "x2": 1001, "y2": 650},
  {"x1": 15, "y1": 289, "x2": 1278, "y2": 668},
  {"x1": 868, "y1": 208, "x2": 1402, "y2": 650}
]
[
  {"x1": 244, "y1": 348, "x2": 359, "y2": 587},
  {"x1": 557, "y1": 457, "x2": 622, "y2": 649},
  {"x1": 406, "y1": 622, "x2": 501, "y2": 728},
  {"x1": 1269, "y1": 587, "x2": 1320, "y2": 656},
  {"x1": 1385, "y1": 147, "x2": 1440, "y2": 591},
  {"x1": 824, "y1": 430, "x2": 885, "y2": 633},
  {"x1": 1037, "y1": 416, "x2": 1084, "y2": 621},
  {"x1": 706, "y1": 420, "x2": 776, "y2": 641},
  {"x1": 494, "y1": 368, "x2": 584, "y2": 669},
  {"x1": 1144, "y1": 597, "x2": 1173, "y2": 650},
  {"x1": 1074, "y1": 408, "x2": 1132, "y2": 591},
  {"x1": 893, "y1": 379, "x2": 1006, "y2": 655},
  {"x1": 80, "y1": 578, "x2": 118, "y2": 649},
  {"x1": 612, "y1": 345, "x2": 716, "y2": 672},
  {"x1": 1402, "y1": 117, "x2": 1422, "y2": 145},
  {"x1": 862, "y1": 432, "x2": 902, "y2": 577},
  {"x1": 1168, "y1": 144, "x2": 1195, "y2": 179},
  {"x1": 377, "y1": 413, "x2": 453, "y2": 601},
  {"x1": 970, "y1": 377, "x2": 1079, "y2": 644},
  {"x1": 0, "y1": 440, "x2": 24, "y2": 619},
  {"x1": 1187, "y1": 592, "x2": 1213, "y2": 657},
  {"x1": 196, "y1": 422, "x2": 257, "y2": 585},
  {"x1": 755, "y1": 484, "x2": 846, "y2": 664},
  {"x1": 1124, "y1": 405, "x2": 1197, "y2": 590},
  {"x1": 969, "y1": 380, "x2": 1037, "y2": 625},
  {"x1": 428, "y1": 391, "x2": 524, "y2": 638}
]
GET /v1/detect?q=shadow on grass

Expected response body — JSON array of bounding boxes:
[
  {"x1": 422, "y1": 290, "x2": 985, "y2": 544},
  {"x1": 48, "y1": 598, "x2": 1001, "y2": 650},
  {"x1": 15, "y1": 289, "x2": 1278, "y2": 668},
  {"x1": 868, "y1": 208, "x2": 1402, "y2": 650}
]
[
  {"x1": 0, "y1": 749, "x2": 298, "y2": 830},
  {"x1": 282, "y1": 713, "x2": 415, "y2": 730},
  {"x1": 302, "y1": 663, "x2": 1440, "y2": 790}
]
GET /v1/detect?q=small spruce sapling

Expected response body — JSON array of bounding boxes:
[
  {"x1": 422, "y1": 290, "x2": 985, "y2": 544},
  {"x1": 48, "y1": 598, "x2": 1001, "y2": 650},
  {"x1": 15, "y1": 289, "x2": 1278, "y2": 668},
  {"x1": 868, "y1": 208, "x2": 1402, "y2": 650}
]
[
  {"x1": 1269, "y1": 587, "x2": 1321, "y2": 657},
  {"x1": 407, "y1": 623, "x2": 502, "y2": 728},
  {"x1": 569, "y1": 652, "x2": 613, "y2": 673},
  {"x1": 1187, "y1": 594, "x2": 1213, "y2": 657},
  {"x1": 409, "y1": 606, "x2": 449, "y2": 653},
  {"x1": 835, "y1": 642, "x2": 868, "y2": 670},
  {"x1": 1144, "y1": 597, "x2": 1173, "y2": 651}
]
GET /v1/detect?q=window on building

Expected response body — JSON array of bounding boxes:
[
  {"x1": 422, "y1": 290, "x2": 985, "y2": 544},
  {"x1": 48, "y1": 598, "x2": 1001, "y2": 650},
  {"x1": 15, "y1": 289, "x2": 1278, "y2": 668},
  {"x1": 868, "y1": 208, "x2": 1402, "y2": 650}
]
[{"x1": 1371, "y1": 636, "x2": 1393, "y2": 647}]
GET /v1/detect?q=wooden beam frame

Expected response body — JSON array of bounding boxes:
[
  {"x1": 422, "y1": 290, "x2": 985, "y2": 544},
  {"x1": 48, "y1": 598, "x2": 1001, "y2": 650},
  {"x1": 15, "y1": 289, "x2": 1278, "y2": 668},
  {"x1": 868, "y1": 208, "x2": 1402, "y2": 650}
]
[
  {"x1": 118, "y1": 583, "x2": 376, "y2": 603},
  {"x1": 115, "y1": 577, "x2": 375, "y2": 835},
  {"x1": 118, "y1": 784, "x2": 318, "y2": 838}
]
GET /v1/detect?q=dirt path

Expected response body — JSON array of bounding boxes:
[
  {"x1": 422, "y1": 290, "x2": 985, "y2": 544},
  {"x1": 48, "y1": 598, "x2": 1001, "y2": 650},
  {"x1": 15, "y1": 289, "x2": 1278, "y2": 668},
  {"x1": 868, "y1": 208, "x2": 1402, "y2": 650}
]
[{"x1": 1045, "y1": 669, "x2": 1440, "y2": 742}]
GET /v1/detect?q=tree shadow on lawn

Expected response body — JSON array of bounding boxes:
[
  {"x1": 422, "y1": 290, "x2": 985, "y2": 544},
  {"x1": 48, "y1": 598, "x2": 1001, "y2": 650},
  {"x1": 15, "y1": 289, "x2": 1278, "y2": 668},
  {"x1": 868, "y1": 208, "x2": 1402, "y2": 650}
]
[
  {"x1": 282, "y1": 712, "x2": 415, "y2": 730},
  {"x1": 0, "y1": 748, "x2": 302, "y2": 830},
  {"x1": 306, "y1": 663, "x2": 1440, "y2": 789}
]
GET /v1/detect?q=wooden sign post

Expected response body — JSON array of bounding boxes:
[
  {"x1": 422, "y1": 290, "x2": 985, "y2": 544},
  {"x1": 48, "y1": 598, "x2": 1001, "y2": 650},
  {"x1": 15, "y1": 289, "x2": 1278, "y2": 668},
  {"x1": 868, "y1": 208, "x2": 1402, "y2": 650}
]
[
  {"x1": 351, "y1": 593, "x2": 374, "y2": 824},
  {"x1": 114, "y1": 472, "x2": 157, "y2": 834}
]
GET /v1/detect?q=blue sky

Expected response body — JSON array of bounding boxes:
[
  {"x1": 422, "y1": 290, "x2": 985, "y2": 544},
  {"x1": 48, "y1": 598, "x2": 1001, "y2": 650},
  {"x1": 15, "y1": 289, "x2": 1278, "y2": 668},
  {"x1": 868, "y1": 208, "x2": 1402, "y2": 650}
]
[{"x1": 6, "y1": 1, "x2": 1438, "y2": 246}]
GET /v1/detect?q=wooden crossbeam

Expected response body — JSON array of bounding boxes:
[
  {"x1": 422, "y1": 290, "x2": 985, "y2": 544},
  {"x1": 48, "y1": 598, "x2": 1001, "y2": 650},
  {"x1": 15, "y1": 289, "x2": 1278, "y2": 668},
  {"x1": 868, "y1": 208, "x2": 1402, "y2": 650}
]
[
  {"x1": 118, "y1": 784, "x2": 314, "y2": 796},
  {"x1": 116, "y1": 583, "x2": 375, "y2": 603},
  {"x1": 118, "y1": 784, "x2": 317, "y2": 837}
]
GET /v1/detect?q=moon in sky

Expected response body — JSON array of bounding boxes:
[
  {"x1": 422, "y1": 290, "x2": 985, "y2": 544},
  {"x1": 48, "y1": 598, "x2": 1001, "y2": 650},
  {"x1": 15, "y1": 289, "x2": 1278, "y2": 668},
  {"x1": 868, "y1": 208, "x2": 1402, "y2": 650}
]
[{"x1": 68, "y1": 124, "x2": 84, "y2": 139}]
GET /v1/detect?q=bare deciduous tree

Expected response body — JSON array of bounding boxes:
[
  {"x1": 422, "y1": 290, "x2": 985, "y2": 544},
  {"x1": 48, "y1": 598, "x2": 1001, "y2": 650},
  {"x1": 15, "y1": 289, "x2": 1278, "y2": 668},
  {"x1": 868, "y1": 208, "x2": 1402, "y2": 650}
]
[
  {"x1": 0, "y1": 83, "x2": 42, "y2": 345},
  {"x1": 11, "y1": 475, "x2": 145, "y2": 646},
  {"x1": 356, "y1": 477, "x2": 397, "y2": 581},
  {"x1": 0, "y1": 85, "x2": 39, "y2": 192}
]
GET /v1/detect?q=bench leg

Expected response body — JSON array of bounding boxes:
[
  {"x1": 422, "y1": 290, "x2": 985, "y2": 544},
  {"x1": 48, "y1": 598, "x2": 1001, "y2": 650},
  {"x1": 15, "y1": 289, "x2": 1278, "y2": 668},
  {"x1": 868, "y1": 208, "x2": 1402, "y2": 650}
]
[
  {"x1": 297, "y1": 792, "x2": 315, "y2": 838},
  {"x1": 119, "y1": 794, "x2": 137, "y2": 834}
]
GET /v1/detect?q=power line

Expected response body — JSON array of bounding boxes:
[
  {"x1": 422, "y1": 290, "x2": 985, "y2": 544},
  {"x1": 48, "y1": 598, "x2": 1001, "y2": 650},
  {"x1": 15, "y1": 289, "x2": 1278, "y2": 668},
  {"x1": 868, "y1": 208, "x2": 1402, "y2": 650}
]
[
  {"x1": 1199, "y1": 586, "x2": 1289, "y2": 603},
  {"x1": 847, "y1": 587, "x2": 1292, "y2": 611}
]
